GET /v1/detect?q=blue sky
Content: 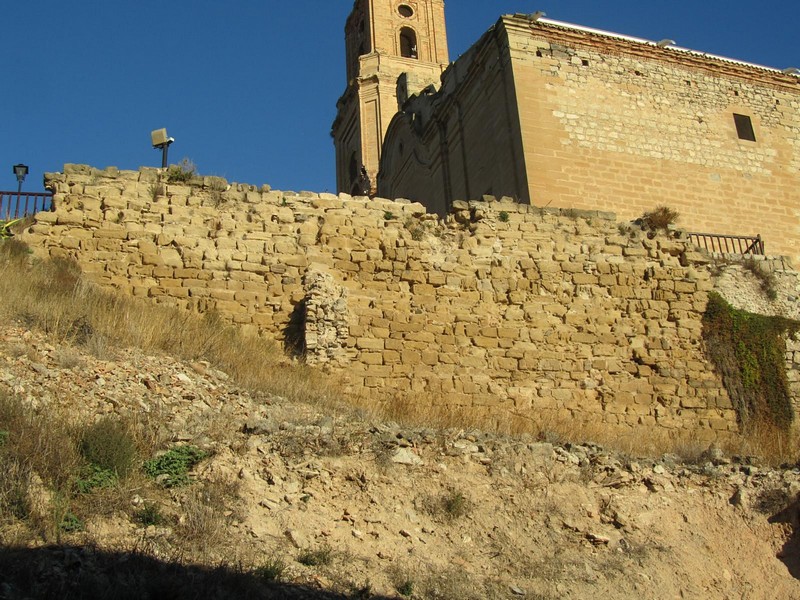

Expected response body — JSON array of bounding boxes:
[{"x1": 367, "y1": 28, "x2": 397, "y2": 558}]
[{"x1": 1, "y1": 0, "x2": 796, "y2": 194}]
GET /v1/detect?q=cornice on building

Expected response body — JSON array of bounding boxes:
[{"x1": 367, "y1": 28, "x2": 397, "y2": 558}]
[{"x1": 503, "y1": 14, "x2": 799, "y2": 90}]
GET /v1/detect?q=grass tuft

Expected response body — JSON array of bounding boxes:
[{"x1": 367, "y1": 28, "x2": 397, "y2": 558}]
[
  {"x1": 165, "y1": 158, "x2": 197, "y2": 183},
  {"x1": 297, "y1": 546, "x2": 333, "y2": 567},
  {"x1": 79, "y1": 417, "x2": 138, "y2": 478},
  {"x1": 134, "y1": 502, "x2": 165, "y2": 527},
  {"x1": 253, "y1": 557, "x2": 287, "y2": 582},
  {"x1": 639, "y1": 206, "x2": 679, "y2": 231}
]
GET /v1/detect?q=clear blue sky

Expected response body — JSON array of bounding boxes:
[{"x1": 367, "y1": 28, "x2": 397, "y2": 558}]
[{"x1": 1, "y1": 0, "x2": 796, "y2": 194}]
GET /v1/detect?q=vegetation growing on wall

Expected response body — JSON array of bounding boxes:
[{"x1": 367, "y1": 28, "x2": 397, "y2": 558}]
[
  {"x1": 703, "y1": 292, "x2": 798, "y2": 431},
  {"x1": 638, "y1": 206, "x2": 679, "y2": 232}
]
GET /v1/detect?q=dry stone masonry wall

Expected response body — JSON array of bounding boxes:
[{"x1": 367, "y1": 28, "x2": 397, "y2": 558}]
[{"x1": 21, "y1": 164, "x2": 774, "y2": 440}]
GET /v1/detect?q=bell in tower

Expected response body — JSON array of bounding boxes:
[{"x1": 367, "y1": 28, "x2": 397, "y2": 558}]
[{"x1": 332, "y1": 0, "x2": 449, "y2": 196}]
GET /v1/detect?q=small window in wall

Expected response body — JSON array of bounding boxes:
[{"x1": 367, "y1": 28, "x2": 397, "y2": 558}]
[
  {"x1": 733, "y1": 113, "x2": 756, "y2": 142},
  {"x1": 398, "y1": 4, "x2": 414, "y2": 18},
  {"x1": 400, "y1": 27, "x2": 418, "y2": 59}
]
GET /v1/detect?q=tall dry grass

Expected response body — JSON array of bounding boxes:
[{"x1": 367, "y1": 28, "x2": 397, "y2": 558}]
[
  {"x1": 374, "y1": 390, "x2": 799, "y2": 465},
  {"x1": 0, "y1": 241, "x2": 338, "y2": 410}
]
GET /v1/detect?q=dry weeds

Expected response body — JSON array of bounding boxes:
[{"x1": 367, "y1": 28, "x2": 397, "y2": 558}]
[{"x1": 0, "y1": 246, "x2": 341, "y2": 413}]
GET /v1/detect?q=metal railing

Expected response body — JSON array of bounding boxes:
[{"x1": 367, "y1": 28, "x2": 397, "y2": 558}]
[
  {"x1": 687, "y1": 232, "x2": 764, "y2": 256},
  {"x1": 0, "y1": 191, "x2": 53, "y2": 221}
]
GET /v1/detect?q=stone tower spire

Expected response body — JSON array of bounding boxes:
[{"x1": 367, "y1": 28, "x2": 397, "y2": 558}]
[{"x1": 332, "y1": 0, "x2": 449, "y2": 196}]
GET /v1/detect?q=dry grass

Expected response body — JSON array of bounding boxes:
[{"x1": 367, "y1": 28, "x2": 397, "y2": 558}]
[
  {"x1": 639, "y1": 205, "x2": 679, "y2": 231},
  {"x1": 0, "y1": 392, "x2": 81, "y2": 541},
  {"x1": 176, "y1": 480, "x2": 233, "y2": 557},
  {"x1": 0, "y1": 245, "x2": 340, "y2": 411},
  {"x1": 372, "y1": 390, "x2": 799, "y2": 466}
]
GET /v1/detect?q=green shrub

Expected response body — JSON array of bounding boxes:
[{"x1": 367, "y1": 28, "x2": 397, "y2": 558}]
[
  {"x1": 440, "y1": 489, "x2": 470, "y2": 520},
  {"x1": 703, "y1": 292, "x2": 797, "y2": 431},
  {"x1": 79, "y1": 417, "x2": 138, "y2": 478},
  {"x1": 424, "y1": 488, "x2": 471, "y2": 522},
  {"x1": 166, "y1": 158, "x2": 196, "y2": 183},
  {"x1": 498, "y1": 211, "x2": 510, "y2": 223},
  {"x1": 143, "y1": 445, "x2": 209, "y2": 488},
  {"x1": 254, "y1": 557, "x2": 286, "y2": 582},
  {"x1": 297, "y1": 546, "x2": 333, "y2": 567},
  {"x1": 0, "y1": 459, "x2": 31, "y2": 521},
  {"x1": 395, "y1": 578, "x2": 415, "y2": 597},
  {"x1": 0, "y1": 238, "x2": 31, "y2": 260},
  {"x1": 134, "y1": 503, "x2": 164, "y2": 527},
  {"x1": 74, "y1": 464, "x2": 117, "y2": 494},
  {"x1": 384, "y1": 211, "x2": 396, "y2": 221},
  {"x1": 60, "y1": 511, "x2": 83, "y2": 533}
]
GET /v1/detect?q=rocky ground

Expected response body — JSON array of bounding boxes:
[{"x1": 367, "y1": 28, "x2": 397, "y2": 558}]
[{"x1": 1, "y1": 322, "x2": 800, "y2": 599}]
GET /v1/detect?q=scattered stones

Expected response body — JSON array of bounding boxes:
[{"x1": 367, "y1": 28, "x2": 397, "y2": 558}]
[{"x1": 390, "y1": 448, "x2": 424, "y2": 466}]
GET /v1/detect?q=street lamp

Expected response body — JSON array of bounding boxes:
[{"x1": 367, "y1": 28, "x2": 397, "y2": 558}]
[
  {"x1": 151, "y1": 128, "x2": 175, "y2": 169},
  {"x1": 13, "y1": 164, "x2": 29, "y2": 194}
]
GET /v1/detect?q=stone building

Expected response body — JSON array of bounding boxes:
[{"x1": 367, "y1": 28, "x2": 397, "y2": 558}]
[
  {"x1": 333, "y1": 3, "x2": 800, "y2": 259},
  {"x1": 331, "y1": 0, "x2": 449, "y2": 196}
]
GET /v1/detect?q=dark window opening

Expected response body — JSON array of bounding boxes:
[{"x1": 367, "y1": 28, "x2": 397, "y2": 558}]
[
  {"x1": 581, "y1": 59, "x2": 589, "y2": 67},
  {"x1": 733, "y1": 113, "x2": 756, "y2": 142},
  {"x1": 349, "y1": 152, "x2": 359, "y2": 185},
  {"x1": 398, "y1": 4, "x2": 414, "y2": 18},
  {"x1": 400, "y1": 27, "x2": 418, "y2": 59},
  {"x1": 536, "y1": 49, "x2": 543, "y2": 57}
]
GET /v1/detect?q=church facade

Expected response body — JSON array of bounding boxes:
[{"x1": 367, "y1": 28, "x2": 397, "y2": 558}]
[{"x1": 333, "y1": 3, "x2": 800, "y2": 258}]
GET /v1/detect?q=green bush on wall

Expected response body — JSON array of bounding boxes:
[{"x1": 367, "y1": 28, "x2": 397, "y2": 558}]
[{"x1": 703, "y1": 292, "x2": 798, "y2": 431}]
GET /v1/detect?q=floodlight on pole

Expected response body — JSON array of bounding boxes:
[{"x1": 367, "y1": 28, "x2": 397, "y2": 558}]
[
  {"x1": 151, "y1": 128, "x2": 175, "y2": 169},
  {"x1": 13, "y1": 164, "x2": 29, "y2": 194}
]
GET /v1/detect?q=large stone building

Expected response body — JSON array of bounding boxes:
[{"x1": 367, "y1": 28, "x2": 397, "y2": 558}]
[
  {"x1": 333, "y1": 2, "x2": 800, "y2": 259},
  {"x1": 331, "y1": 0, "x2": 449, "y2": 196}
]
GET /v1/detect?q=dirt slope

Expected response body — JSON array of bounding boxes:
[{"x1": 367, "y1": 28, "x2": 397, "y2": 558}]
[{"x1": 1, "y1": 323, "x2": 799, "y2": 599}]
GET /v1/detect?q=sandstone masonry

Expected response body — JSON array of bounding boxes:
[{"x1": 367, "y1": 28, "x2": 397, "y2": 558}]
[{"x1": 21, "y1": 164, "x2": 787, "y2": 441}]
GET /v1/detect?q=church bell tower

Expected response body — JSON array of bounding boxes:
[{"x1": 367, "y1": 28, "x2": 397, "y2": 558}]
[{"x1": 332, "y1": 0, "x2": 449, "y2": 196}]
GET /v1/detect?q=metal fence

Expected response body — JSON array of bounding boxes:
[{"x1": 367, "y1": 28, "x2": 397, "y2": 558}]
[
  {"x1": 0, "y1": 191, "x2": 53, "y2": 221},
  {"x1": 687, "y1": 232, "x2": 764, "y2": 256}
]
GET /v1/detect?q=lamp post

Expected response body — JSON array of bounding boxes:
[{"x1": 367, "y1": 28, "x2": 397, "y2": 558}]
[
  {"x1": 13, "y1": 164, "x2": 29, "y2": 194},
  {"x1": 151, "y1": 128, "x2": 175, "y2": 169}
]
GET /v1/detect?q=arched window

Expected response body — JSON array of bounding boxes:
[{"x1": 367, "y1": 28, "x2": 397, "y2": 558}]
[{"x1": 399, "y1": 27, "x2": 418, "y2": 59}]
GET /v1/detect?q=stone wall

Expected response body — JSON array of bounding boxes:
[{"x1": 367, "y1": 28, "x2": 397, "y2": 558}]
[
  {"x1": 21, "y1": 164, "x2": 747, "y2": 440},
  {"x1": 510, "y1": 17, "x2": 800, "y2": 259},
  {"x1": 378, "y1": 15, "x2": 800, "y2": 260}
]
